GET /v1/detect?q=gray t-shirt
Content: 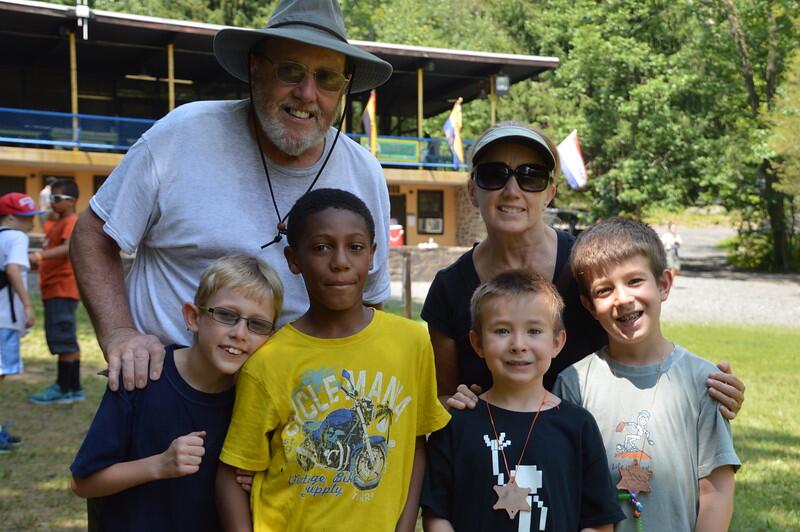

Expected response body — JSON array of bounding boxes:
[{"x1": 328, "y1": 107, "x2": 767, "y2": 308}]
[
  {"x1": 553, "y1": 344, "x2": 740, "y2": 532},
  {"x1": 0, "y1": 228, "x2": 30, "y2": 332},
  {"x1": 91, "y1": 99, "x2": 391, "y2": 345}
]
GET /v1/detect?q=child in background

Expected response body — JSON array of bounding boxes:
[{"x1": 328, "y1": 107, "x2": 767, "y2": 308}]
[
  {"x1": 660, "y1": 222, "x2": 682, "y2": 278},
  {"x1": 422, "y1": 270, "x2": 623, "y2": 532},
  {"x1": 71, "y1": 255, "x2": 282, "y2": 531},
  {"x1": 554, "y1": 217, "x2": 739, "y2": 531},
  {"x1": 0, "y1": 193, "x2": 44, "y2": 451},
  {"x1": 217, "y1": 189, "x2": 450, "y2": 532},
  {"x1": 28, "y1": 179, "x2": 83, "y2": 404}
]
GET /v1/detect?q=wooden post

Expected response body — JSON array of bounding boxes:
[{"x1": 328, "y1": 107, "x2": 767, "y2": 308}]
[
  {"x1": 69, "y1": 31, "x2": 79, "y2": 151},
  {"x1": 417, "y1": 67, "x2": 424, "y2": 169},
  {"x1": 167, "y1": 43, "x2": 175, "y2": 111},
  {"x1": 403, "y1": 251, "x2": 412, "y2": 319},
  {"x1": 489, "y1": 75, "x2": 496, "y2": 126}
]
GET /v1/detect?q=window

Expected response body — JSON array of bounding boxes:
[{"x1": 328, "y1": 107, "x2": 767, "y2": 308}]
[
  {"x1": 417, "y1": 190, "x2": 443, "y2": 235},
  {"x1": 0, "y1": 176, "x2": 26, "y2": 196},
  {"x1": 94, "y1": 175, "x2": 108, "y2": 193}
]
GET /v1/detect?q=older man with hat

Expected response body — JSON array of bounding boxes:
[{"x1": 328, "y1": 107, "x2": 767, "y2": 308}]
[{"x1": 71, "y1": 0, "x2": 394, "y2": 392}]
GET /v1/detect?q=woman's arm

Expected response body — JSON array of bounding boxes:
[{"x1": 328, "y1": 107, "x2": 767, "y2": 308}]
[
  {"x1": 71, "y1": 431, "x2": 206, "y2": 498},
  {"x1": 423, "y1": 514, "x2": 455, "y2": 532},
  {"x1": 429, "y1": 326, "x2": 461, "y2": 402},
  {"x1": 707, "y1": 361, "x2": 745, "y2": 420},
  {"x1": 216, "y1": 462, "x2": 253, "y2": 532},
  {"x1": 696, "y1": 465, "x2": 735, "y2": 532},
  {"x1": 396, "y1": 437, "x2": 426, "y2": 532}
]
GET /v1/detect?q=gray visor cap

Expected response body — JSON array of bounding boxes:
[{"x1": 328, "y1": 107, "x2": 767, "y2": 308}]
[{"x1": 469, "y1": 125, "x2": 557, "y2": 170}]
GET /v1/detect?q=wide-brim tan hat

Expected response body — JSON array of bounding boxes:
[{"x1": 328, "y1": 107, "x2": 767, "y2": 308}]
[{"x1": 214, "y1": 0, "x2": 392, "y2": 94}]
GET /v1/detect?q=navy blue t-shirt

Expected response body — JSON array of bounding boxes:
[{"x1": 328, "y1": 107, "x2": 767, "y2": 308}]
[{"x1": 71, "y1": 345, "x2": 236, "y2": 532}]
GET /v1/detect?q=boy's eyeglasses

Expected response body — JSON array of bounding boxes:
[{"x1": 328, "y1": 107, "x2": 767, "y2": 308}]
[
  {"x1": 472, "y1": 162, "x2": 552, "y2": 193},
  {"x1": 199, "y1": 306, "x2": 273, "y2": 336},
  {"x1": 256, "y1": 55, "x2": 350, "y2": 92},
  {"x1": 51, "y1": 194, "x2": 76, "y2": 203}
]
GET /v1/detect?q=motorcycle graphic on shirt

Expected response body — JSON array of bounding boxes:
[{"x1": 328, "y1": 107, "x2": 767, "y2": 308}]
[{"x1": 295, "y1": 370, "x2": 394, "y2": 490}]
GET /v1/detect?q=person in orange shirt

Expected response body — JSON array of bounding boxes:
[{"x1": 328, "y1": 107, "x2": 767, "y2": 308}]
[{"x1": 29, "y1": 179, "x2": 82, "y2": 404}]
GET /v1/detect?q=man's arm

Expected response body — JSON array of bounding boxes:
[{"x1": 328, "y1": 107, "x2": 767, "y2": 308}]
[
  {"x1": 70, "y1": 209, "x2": 164, "y2": 391},
  {"x1": 696, "y1": 465, "x2": 735, "y2": 531},
  {"x1": 580, "y1": 526, "x2": 613, "y2": 532},
  {"x1": 395, "y1": 436, "x2": 426, "y2": 532},
  {"x1": 217, "y1": 462, "x2": 253, "y2": 532},
  {"x1": 5, "y1": 263, "x2": 35, "y2": 328},
  {"x1": 71, "y1": 431, "x2": 206, "y2": 498},
  {"x1": 707, "y1": 361, "x2": 745, "y2": 420}
]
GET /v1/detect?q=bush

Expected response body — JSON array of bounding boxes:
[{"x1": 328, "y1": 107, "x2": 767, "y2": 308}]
[
  {"x1": 723, "y1": 231, "x2": 774, "y2": 270},
  {"x1": 723, "y1": 230, "x2": 800, "y2": 271}
]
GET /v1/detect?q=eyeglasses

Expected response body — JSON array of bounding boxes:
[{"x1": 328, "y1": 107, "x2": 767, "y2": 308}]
[
  {"x1": 257, "y1": 55, "x2": 350, "y2": 92},
  {"x1": 199, "y1": 306, "x2": 273, "y2": 336},
  {"x1": 51, "y1": 194, "x2": 76, "y2": 203},
  {"x1": 472, "y1": 162, "x2": 552, "y2": 193}
]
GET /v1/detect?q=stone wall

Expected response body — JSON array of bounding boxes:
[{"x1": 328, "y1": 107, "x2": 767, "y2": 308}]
[
  {"x1": 455, "y1": 184, "x2": 486, "y2": 246},
  {"x1": 389, "y1": 246, "x2": 471, "y2": 282}
]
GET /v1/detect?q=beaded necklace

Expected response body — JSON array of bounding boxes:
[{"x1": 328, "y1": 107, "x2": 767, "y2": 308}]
[
  {"x1": 610, "y1": 346, "x2": 673, "y2": 532},
  {"x1": 485, "y1": 393, "x2": 552, "y2": 519}
]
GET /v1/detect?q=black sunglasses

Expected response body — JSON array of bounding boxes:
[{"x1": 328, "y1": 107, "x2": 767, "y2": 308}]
[
  {"x1": 199, "y1": 306, "x2": 273, "y2": 336},
  {"x1": 472, "y1": 162, "x2": 552, "y2": 193},
  {"x1": 257, "y1": 55, "x2": 350, "y2": 93}
]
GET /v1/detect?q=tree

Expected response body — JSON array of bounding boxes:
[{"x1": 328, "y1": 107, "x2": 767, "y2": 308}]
[
  {"x1": 712, "y1": 0, "x2": 797, "y2": 270},
  {"x1": 770, "y1": 51, "x2": 800, "y2": 196}
]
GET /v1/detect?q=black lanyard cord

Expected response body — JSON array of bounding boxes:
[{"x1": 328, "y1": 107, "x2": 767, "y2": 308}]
[{"x1": 247, "y1": 56, "x2": 355, "y2": 248}]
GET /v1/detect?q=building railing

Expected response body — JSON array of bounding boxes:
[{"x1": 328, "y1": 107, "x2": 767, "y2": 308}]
[
  {"x1": 0, "y1": 107, "x2": 470, "y2": 170},
  {"x1": 0, "y1": 107, "x2": 156, "y2": 151}
]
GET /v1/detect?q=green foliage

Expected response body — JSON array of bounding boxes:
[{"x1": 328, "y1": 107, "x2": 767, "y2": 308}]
[
  {"x1": 769, "y1": 51, "x2": 800, "y2": 196},
  {"x1": 37, "y1": 0, "x2": 800, "y2": 269},
  {"x1": 720, "y1": 231, "x2": 775, "y2": 270},
  {"x1": 721, "y1": 225, "x2": 800, "y2": 271}
]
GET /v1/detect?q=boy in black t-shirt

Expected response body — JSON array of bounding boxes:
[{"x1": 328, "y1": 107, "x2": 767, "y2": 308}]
[
  {"x1": 70, "y1": 255, "x2": 283, "y2": 532},
  {"x1": 421, "y1": 270, "x2": 623, "y2": 532}
]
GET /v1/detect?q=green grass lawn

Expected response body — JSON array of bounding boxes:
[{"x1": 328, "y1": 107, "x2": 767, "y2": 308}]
[{"x1": 1, "y1": 300, "x2": 797, "y2": 530}]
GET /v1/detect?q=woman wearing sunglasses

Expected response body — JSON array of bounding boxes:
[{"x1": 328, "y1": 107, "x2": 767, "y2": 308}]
[{"x1": 421, "y1": 122, "x2": 745, "y2": 417}]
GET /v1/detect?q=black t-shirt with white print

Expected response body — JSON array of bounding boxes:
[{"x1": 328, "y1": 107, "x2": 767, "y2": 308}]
[{"x1": 422, "y1": 399, "x2": 625, "y2": 531}]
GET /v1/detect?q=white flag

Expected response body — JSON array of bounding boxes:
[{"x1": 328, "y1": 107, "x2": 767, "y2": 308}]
[{"x1": 558, "y1": 130, "x2": 588, "y2": 189}]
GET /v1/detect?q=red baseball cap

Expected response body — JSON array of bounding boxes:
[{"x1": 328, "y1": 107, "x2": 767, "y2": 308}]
[{"x1": 0, "y1": 193, "x2": 46, "y2": 217}]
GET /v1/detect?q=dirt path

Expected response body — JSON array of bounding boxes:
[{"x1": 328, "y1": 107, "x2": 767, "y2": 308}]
[{"x1": 654, "y1": 225, "x2": 800, "y2": 327}]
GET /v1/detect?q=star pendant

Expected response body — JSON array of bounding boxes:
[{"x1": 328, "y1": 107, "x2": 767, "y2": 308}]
[{"x1": 493, "y1": 478, "x2": 531, "y2": 519}]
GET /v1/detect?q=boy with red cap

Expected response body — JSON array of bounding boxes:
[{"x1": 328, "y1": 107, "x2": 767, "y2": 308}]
[{"x1": 0, "y1": 192, "x2": 44, "y2": 451}]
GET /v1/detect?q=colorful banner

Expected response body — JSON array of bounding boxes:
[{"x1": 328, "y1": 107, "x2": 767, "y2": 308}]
[
  {"x1": 558, "y1": 129, "x2": 588, "y2": 189},
  {"x1": 361, "y1": 90, "x2": 377, "y2": 155},
  {"x1": 443, "y1": 97, "x2": 464, "y2": 168}
]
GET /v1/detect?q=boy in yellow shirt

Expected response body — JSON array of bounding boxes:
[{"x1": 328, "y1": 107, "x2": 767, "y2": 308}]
[{"x1": 217, "y1": 189, "x2": 450, "y2": 531}]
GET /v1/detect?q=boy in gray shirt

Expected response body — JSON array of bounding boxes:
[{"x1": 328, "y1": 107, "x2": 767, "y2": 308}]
[{"x1": 553, "y1": 218, "x2": 740, "y2": 532}]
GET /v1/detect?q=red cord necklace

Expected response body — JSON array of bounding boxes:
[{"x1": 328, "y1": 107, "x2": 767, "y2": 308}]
[{"x1": 485, "y1": 393, "x2": 553, "y2": 519}]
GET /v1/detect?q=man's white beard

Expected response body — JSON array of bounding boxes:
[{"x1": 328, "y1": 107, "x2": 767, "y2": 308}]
[{"x1": 258, "y1": 106, "x2": 329, "y2": 158}]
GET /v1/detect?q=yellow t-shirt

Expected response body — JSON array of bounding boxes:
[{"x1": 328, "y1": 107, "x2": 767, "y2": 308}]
[{"x1": 220, "y1": 310, "x2": 451, "y2": 531}]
